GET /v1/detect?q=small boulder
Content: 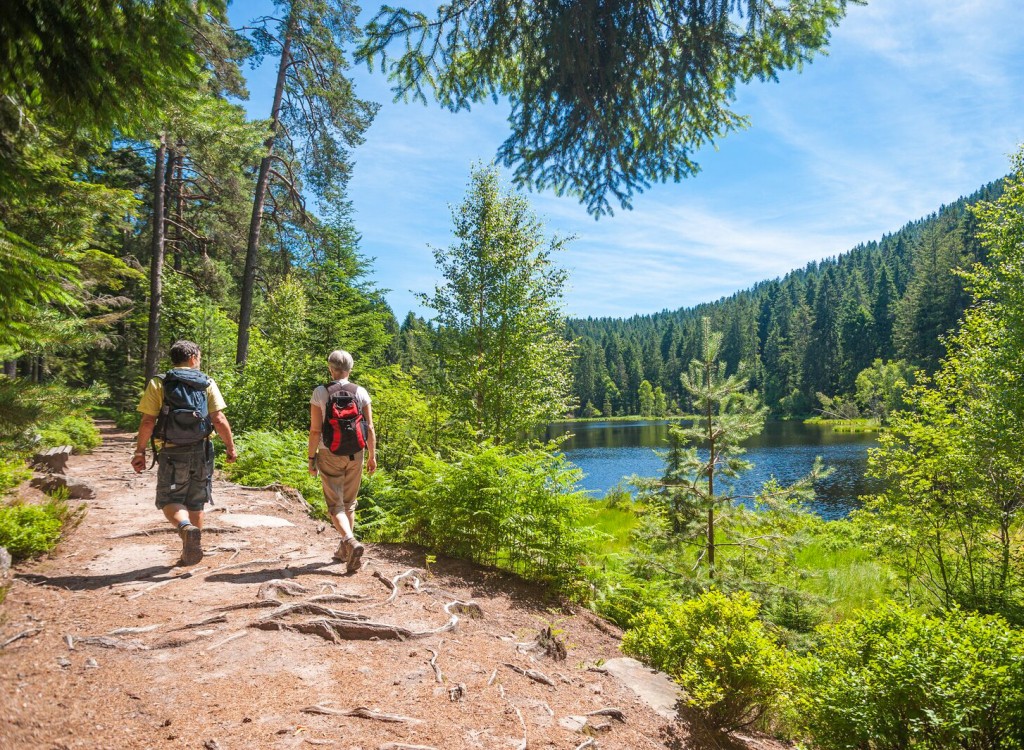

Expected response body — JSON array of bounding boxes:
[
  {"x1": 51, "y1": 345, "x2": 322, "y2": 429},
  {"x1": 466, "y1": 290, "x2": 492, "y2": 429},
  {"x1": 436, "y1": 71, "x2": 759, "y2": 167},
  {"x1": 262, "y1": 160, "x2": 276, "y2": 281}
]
[{"x1": 30, "y1": 473, "x2": 96, "y2": 499}]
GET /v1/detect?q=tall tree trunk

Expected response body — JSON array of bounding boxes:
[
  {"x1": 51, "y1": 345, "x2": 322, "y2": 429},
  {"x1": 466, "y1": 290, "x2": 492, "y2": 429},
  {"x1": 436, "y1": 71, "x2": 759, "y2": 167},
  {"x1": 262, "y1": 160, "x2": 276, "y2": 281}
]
[
  {"x1": 706, "y1": 363, "x2": 716, "y2": 579},
  {"x1": 237, "y1": 32, "x2": 291, "y2": 367},
  {"x1": 3, "y1": 361, "x2": 15, "y2": 378},
  {"x1": 170, "y1": 146, "x2": 184, "y2": 272},
  {"x1": 144, "y1": 134, "x2": 168, "y2": 382}
]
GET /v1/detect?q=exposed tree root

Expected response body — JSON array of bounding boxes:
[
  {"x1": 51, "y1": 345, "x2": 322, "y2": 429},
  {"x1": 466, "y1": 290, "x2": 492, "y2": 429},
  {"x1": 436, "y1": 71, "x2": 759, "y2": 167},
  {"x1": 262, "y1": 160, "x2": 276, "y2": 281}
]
[
  {"x1": 308, "y1": 593, "x2": 368, "y2": 604},
  {"x1": 107, "y1": 624, "x2": 161, "y2": 635},
  {"x1": 75, "y1": 635, "x2": 150, "y2": 650},
  {"x1": 427, "y1": 643, "x2": 443, "y2": 683},
  {"x1": 253, "y1": 618, "x2": 414, "y2": 642},
  {"x1": 302, "y1": 705, "x2": 422, "y2": 724},
  {"x1": 106, "y1": 526, "x2": 240, "y2": 540},
  {"x1": 207, "y1": 630, "x2": 248, "y2": 650},
  {"x1": 503, "y1": 662, "x2": 555, "y2": 686},
  {"x1": 260, "y1": 602, "x2": 371, "y2": 621},
  {"x1": 213, "y1": 600, "x2": 282, "y2": 612},
  {"x1": 257, "y1": 578, "x2": 311, "y2": 599},
  {"x1": 179, "y1": 615, "x2": 228, "y2": 629},
  {"x1": 126, "y1": 568, "x2": 205, "y2": 600}
]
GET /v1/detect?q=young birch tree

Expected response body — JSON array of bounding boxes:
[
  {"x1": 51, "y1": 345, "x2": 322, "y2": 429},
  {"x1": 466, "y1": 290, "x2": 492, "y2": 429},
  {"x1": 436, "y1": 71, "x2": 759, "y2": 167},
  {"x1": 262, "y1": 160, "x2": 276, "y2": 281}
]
[{"x1": 420, "y1": 165, "x2": 575, "y2": 446}]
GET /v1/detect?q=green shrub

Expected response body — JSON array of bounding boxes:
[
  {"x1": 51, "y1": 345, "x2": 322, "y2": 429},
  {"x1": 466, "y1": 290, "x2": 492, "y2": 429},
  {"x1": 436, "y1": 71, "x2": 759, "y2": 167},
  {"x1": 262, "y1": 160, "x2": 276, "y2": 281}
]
[
  {"x1": 37, "y1": 414, "x2": 101, "y2": 453},
  {"x1": 0, "y1": 496, "x2": 81, "y2": 561},
  {"x1": 0, "y1": 457, "x2": 32, "y2": 495},
  {"x1": 794, "y1": 603, "x2": 1024, "y2": 749},
  {"x1": 222, "y1": 430, "x2": 328, "y2": 519},
  {"x1": 621, "y1": 590, "x2": 792, "y2": 732},
  {"x1": 392, "y1": 441, "x2": 595, "y2": 592}
]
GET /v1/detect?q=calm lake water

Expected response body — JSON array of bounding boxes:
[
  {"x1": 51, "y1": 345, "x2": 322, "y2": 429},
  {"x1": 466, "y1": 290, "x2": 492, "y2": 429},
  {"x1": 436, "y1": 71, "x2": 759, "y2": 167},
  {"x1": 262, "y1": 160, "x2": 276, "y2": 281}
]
[{"x1": 543, "y1": 420, "x2": 880, "y2": 519}]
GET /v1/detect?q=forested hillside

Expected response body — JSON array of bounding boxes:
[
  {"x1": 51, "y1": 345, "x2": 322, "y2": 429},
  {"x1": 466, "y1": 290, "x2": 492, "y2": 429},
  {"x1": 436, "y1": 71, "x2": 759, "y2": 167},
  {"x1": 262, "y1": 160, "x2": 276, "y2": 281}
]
[{"x1": 562, "y1": 180, "x2": 1004, "y2": 418}]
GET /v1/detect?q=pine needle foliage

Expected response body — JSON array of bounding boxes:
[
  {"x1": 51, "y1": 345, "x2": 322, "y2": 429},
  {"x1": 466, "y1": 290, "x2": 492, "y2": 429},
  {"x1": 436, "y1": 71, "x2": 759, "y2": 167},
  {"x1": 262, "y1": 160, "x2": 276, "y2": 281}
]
[
  {"x1": 653, "y1": 317, "x2": 768, "y2": 576},
  {"x1": 360, "y1": 0, "x2": 855, "y2": 215}
]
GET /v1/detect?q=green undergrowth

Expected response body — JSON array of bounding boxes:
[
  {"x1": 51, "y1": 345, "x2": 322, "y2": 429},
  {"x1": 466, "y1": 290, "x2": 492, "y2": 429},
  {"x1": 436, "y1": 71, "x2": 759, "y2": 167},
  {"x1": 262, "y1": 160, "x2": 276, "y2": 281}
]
[
  {"x1": 0, "y1": 493, "x2": 85, "y2": 562},
  {"x1": 222, "y1": 429, "x2": 329, "y2": 520},
  {"x1": 37, "y1": 414, "x2": 101, "y2": 453}
]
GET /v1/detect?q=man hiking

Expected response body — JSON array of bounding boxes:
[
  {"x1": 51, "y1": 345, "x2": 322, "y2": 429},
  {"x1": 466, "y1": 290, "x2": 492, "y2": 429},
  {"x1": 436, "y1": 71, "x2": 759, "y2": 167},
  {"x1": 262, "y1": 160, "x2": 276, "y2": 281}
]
[
  {"x1": 308, "y1": 349, "x2": 377, "y2": 572},
  {"x1": 131, "y1": 340, "x2": 237, "y2": 565}
]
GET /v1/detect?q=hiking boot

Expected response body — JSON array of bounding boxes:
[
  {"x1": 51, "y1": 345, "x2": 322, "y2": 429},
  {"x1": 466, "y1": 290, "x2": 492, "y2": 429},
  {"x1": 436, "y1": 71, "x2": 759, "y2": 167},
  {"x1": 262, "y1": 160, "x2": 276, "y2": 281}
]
[
  {"x1": 346, "y1": 540, "x2": 364, "y2": 573},
  {"x1": 332, "y1": 538, "x2": 350, "y2": 563},
  {"x1": 179, "y1": 524, "x2": 203, "y2": 566}
]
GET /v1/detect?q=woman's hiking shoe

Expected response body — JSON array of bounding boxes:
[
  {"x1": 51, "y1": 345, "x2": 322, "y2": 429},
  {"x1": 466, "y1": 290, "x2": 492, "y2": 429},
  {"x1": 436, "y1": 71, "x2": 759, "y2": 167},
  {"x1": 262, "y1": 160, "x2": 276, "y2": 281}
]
[
  {"x1": 332, "y1": 538, "x2": 350, "y2": 562},
  {"x1": 346, "y1": 541, "x2": 364, "y2": 573},
  {"x1": 179, "y1": 524, "x2": 203, "y2": 566}
]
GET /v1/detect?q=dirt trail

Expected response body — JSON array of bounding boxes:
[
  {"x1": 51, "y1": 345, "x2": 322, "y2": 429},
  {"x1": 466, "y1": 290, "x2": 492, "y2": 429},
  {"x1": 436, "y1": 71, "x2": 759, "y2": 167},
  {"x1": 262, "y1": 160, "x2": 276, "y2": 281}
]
[{"x1": 0, "y1": 424, "x2": 785, "y2": 750}]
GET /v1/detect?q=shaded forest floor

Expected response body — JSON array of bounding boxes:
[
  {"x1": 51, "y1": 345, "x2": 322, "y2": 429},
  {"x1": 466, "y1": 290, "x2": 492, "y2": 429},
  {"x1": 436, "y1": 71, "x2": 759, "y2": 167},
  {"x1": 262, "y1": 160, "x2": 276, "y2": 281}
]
[{"x1": 0, "y1": 423, "x2": 790, "y2": 750}]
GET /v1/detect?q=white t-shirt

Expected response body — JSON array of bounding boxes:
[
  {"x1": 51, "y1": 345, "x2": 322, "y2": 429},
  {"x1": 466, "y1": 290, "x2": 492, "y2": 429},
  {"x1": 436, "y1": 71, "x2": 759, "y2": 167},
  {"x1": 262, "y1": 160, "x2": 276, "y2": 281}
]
[{"x1": 310, "y1": 379, "x2": 372, "y2": 451}]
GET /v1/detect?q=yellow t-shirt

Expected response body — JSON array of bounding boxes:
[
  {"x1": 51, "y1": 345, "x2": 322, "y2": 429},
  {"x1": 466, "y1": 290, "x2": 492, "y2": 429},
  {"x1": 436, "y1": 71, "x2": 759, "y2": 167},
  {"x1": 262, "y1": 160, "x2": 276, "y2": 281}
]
[{"x1": 137, "y1": 371, "x2": 227, "y2": 417}]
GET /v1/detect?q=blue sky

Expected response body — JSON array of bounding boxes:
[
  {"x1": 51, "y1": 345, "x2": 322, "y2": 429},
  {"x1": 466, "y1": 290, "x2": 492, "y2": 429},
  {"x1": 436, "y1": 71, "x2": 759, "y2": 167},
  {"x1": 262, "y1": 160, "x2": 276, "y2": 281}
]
[{"x1": 229, "y1": 0, "x2": 1024, "y2": 321}]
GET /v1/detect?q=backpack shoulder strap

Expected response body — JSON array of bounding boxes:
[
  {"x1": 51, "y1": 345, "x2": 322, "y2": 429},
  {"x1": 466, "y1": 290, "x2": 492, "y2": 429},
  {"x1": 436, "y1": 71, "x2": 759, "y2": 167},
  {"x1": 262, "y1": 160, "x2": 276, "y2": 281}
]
[{"x1": 326, "y1": 381, "x2": 358, "y2": 398}]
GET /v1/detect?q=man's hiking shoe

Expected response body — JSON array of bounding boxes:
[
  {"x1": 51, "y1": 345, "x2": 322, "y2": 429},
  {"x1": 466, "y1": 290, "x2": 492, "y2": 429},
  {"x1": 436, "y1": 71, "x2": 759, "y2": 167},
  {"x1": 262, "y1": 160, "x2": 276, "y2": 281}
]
[
  {"x1": 332, "y1": 538, "x2": 350, "y2": 563},
  {"x1": 346, "y1": 541, "x2": 364, "y2": 573},
  {"x1": 179, "y1": 524, "x2": 203, "y2": 566}
]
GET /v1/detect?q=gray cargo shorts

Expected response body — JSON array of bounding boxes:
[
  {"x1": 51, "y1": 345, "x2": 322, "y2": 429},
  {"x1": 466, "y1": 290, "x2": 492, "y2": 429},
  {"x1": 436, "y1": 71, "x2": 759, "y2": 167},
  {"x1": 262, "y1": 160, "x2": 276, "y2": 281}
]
[{"x1": 155, "y1": 441, "x2": 213, "y2": 511}]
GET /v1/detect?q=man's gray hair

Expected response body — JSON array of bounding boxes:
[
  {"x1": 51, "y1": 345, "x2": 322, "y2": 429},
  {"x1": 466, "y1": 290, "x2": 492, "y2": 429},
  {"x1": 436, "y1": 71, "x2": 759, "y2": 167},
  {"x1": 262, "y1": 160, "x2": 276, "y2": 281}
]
[{"x1": 327, "y1": 349, "x2": 354, "y2": 374}]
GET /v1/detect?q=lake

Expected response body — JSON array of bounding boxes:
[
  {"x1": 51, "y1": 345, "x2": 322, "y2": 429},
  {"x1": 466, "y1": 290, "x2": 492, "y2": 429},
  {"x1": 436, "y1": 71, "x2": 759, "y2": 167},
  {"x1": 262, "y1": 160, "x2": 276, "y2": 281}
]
[{"x1": 543, "y1": 420, "x2": 880, "y2": 519}]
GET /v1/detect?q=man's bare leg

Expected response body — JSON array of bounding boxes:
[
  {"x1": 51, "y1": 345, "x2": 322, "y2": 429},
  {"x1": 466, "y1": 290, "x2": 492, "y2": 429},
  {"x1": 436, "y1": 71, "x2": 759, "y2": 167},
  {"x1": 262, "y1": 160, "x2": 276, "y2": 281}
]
[{"x1": 162, "y1": 504, "x2": 203, "y2": 564}]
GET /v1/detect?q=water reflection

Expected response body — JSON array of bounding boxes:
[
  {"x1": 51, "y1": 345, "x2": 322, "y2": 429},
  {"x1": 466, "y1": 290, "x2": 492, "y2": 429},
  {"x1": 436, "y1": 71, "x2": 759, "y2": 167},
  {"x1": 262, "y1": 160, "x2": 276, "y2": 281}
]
[{"x1": 543, "y1": 420, "x2": 880, "y2": 520}]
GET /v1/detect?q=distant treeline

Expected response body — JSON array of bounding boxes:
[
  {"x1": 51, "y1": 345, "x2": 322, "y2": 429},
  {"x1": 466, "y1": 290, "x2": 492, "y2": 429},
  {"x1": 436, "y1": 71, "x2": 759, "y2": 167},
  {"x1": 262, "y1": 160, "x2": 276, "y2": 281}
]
[{"x1": 552, "y1": 180, "x2": 1005, "y2": 418}]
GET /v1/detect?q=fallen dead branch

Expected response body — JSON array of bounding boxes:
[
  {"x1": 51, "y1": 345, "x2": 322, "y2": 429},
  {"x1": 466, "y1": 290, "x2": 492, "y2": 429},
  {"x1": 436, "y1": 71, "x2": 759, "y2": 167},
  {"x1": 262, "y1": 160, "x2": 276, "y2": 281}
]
[
  {"x1": 379, "y1": 744, "x2": 438, "y2": 750},
  {"x1": 574, "y1": 740, "x2": 595, "y2": 750},
  {"x1": 503, "y1": 662, "x2": 555, "y2": 686},
  {"x1": 302, "y1": 705, "x2": 422, "y2": 724},
  {"x1": 586, "y1": 707, "x2": 626, "y2": 722},
  {"x1": 372, "y1": 569, "x2": 395, "y2": 591},
  {"x1": 1, "y1": 627, "x2": 43, "y2": 649}
]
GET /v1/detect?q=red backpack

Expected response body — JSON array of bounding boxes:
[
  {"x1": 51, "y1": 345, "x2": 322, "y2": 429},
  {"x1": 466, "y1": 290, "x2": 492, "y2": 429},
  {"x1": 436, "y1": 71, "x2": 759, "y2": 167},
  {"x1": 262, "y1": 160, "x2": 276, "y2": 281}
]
[{"x1": 322, "y1": 382, "x2": 368, "y2": 458}]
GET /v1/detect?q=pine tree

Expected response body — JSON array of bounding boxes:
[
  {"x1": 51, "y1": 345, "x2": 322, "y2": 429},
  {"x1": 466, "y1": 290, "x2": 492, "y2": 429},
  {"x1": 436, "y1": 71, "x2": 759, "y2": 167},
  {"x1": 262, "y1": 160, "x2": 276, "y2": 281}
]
[
  {"x1": 669, "y1": 318, "x2": 767, "y2": 577},
  {"x1": 360, "y1": 0, "x2": 853, "y2": 215}
]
